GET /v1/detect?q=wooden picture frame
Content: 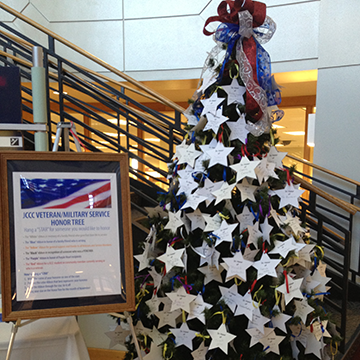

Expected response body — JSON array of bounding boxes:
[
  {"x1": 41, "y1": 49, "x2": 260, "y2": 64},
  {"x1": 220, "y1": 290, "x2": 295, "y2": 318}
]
[{"x1": 0, "y1": 151, "x2": 135, "y2": 321}]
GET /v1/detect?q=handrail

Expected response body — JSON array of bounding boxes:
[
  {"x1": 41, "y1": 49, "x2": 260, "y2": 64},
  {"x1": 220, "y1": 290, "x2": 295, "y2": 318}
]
[
  {"x1": 287, "y1": 154, "x2": 360, "y2": 187},
  {"x1": 293, "y1": 174, "x2": 360, "y2": 215},
  {"x1": 0, "y1": 1, "x2": 185, "y2": 114}
]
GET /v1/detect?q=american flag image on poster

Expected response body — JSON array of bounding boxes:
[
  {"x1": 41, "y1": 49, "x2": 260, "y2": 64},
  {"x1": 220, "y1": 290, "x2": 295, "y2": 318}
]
[{"x1": 20, "y1": 177, "x2": 112, "y2": 209}]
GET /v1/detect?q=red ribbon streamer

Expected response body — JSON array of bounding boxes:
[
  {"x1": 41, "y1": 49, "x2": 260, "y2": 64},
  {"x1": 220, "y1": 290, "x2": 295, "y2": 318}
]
[{"x1": 284, "y1": 270, "x2": 290, "y2": 294}]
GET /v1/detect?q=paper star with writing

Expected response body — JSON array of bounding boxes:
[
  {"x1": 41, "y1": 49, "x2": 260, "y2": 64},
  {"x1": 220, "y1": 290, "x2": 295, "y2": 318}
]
[
  {"x1": 275, "y1": 183, "x2": 304, "y2": 209},
  {"x1": 248, "y1": 305, "x2": 271, "y2": 333},
  {"x1": 311, "y1": 269, "x2": 331, "y2": 293},
  {"x1": 145, "y1": 295, "x2": 161, "y2": 314},
  {"x1": 236, "y1": 178, "x2": 257, "y2": 202},
  {"x1": 213, "y1": 220, "x2": 238, "y2": 247},
  {"x1": 236, "y1": 206, "x2": 255, "y2": 231},
  {"x1": 196, "y1": 178, "x2": 223, "y2": 206},
  {"x1": 270, "y1": 306, "x2": 292, "y2": 333},
  {"x1": 296, "y1": 244, "x2": 315, "y2": 266},
  {"x1": 269, "y1": 236, "x2": 298, "y2": 258},
  {"x1": 203, "y1": 106, "x2": 228, "y2": 134},
  {"x1": 145, "y1": 205, "x2": 167, "y2": 219},
  {"x1": 155, "y1": 309, "x2": 181, "y2": 328},
  {"x1": 195, "y1": 241, "x2": 220, "y2": 267},
  {"x1": 234, "y1": 291, "x2": 254, "y2": 320},
  {"x1": 170, "y1": 322, "x2": 197, "y2": 350},
  {"x1": 253, "y1": 253, "x2": 281, "y2": 280},
  {"x1": 177, "y1": 143, "x2": 202, "y2": 168},
  {"x1": 157, "y1": 246, "x2": 184, "y2": 272},
  {"x1": 255, "y1": 157, "x2": 279, "y2": 184},
  {"x1": 223, "y1": 251, "x2": 253, "y2": 282},
  {"x1": 282, "y1": 212, "x2": 307, "y2": 236},
  {"x1": 198, "y1": 265, "x2": 224, "y2": 285},
  {"x1": 105, "y1": 325, "x2": 130, "y2": 348},
  {"x1": 166, "y1": 286, "x2": 196, "y2": 313},
  {"x1": 246, "y1": 327, "x2": 272, "y2": 348},
  {"x1": 148, "y1": 326, "x2": 168, "y2": 346},
  {"x1": 177, "y1": 176, "x2": 198, "y2": 197},
  {"x1": 134, "y1": 242, "x2": 152, "y2": 271},
  {"x1": 188, "y1": 293, "x2": 212, "y2": 324},
  {"x1": 259, "y1": 328, "x2": 286, "y2": 355},
  {"x1": 203, "y1": 213, "x2": 222, "y2": 232},
  {"x1": 308, "y1": 320, "x2": 331, "y2": 341},
  {"x1": 269, "y1": 206, "x2": 283, "y2": 228},
  {"x1": 305, "y1": 332, "x2": 324, "y2": 359},
  {"x1": 186, "y1": 208, "x2": 206, "y2": 231},
  {"x1": 243, "y1": 246, "x2": 259, "y2": 261},
  {"x1": 184, "y1": 112, "x2": 198, "y2": 126},
  {"x1": 290, "y1": 323, "x2": 310, "y2": 348},
  {"x1": 222, "y1": 78, "x2": 246, "y2": 105},
  {"x1": 230, "y1": 156, "x2": 259, "y2": 183},
  {"x1": 205, "y1": 141, "x2": 234, "y2": 168},
  {"x1": 212, "y1": 181, "x2": 235, "y2": 206},
  {"x1": 201, "y1": 92, "x2": 225, "y2": 116},
  {"x1": 227, "y1": 114, "x2": 249, "y2": 143},
  {"x1": 301, "y1": 275, "x2": 320, "y2": 293},
  {"x1": 267, "y1": 146, "x2": 287, "y2": 168},
  {"x1": 208, "y1": 324, "x2": 236, "y2": 354},
  {"x1": 177, "y1": 164, "x2": 194, "y2": 179},
  {"x1": 260, "y1": 216, "x2": 273, "y2": 244},
  {"x1": 191, "y1": 341, "x2": 209, "y2": 360},
  {"x1": 143, "y1": 343, "x2": 163, "y2": 360},
  {"x1": 247, "y1": 221, "x2": 263, "y2": 248},
  {"x1": 219, "y1": 284, "x2": 241, "y2": 313},
  {"x1": 173, "y1": 140, "x2": 188, "y2": 161},
  {"x1": 181, "y1": 193, "x2": 208, "y2": 211},
  {"x1": 277, "y1": 277, "x2": 304, "y2": 305},
  {"x1": 164, "y1": 210, "x2": 183, "y2": 233}
]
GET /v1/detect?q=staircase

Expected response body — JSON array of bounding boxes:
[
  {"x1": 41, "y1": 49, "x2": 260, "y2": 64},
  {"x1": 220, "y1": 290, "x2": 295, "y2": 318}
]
[{"x1": 0, "y1": 3, "x2": 360, "y2": 359}]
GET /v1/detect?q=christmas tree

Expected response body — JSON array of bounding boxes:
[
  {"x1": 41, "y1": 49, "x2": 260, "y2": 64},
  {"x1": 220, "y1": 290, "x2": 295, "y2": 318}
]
[{"x1": 114, "y1": 1, "x2": 341, "y2": 359}]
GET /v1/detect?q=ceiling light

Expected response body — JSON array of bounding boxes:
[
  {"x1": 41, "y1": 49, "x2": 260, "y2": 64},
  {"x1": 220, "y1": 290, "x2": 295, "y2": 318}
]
[
  {"x1": 275, "y1": 143, "x2": 284, "y2": 147},
  {"x1": 272, "y1": 124, "x2": 284, "y2": 129},
  {"x1": 145, "y1": 138, "x2": 160, "y2": 142},
  {"x1": 283, "y1": 131, "x2": 305, "y2": 136},
  {"x1": 307, "y1": 113, "x2": 315, "y2": 147}
]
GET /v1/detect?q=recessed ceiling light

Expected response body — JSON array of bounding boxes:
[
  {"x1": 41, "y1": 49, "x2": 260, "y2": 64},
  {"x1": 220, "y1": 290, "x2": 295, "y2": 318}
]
[
  {"x1": 283, "y1": 131, "x2": 305, "y2": 136},
  {"x1": 272, "y1": 124, "x2": 285, "y2": 129}
]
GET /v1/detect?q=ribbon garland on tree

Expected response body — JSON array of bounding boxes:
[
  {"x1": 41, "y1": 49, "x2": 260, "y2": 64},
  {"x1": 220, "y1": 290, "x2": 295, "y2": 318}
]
[{"x1": 203, "y1": 0, "x2": 283, "y2": 135}]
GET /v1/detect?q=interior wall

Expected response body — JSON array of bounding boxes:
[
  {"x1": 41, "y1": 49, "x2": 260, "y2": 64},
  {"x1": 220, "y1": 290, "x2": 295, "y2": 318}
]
[
  {"x1": 314, "y1": 0, "x2": 360, "y2": 273},
  {"x1": 0, "y1": 0, "x2": 320, "y2": 81}
]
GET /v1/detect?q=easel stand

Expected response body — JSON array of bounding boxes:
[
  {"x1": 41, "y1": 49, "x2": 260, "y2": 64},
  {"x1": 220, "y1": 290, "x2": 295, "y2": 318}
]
[
  {"x1": 109, "y1": 312, "x2": 144, "y2": 360},
  {"x1": 6, "y1": 319, "x2": 38, "y2": 360},
  {"x1": 5, "y1": 122, "x2": 82, "y2": 360},
  {"x1": 52, "y1": 122, "x2": 82, "y2": 152}
]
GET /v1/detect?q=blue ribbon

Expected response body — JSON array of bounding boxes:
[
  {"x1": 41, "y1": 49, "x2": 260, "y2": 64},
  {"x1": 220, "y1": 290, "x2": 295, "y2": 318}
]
[
  {"x1": 215, "y1": 23, "x2": 241, "y2": 80},
  {"x1": 256, "y1": 40, "x2": 282, "y2": 107}
]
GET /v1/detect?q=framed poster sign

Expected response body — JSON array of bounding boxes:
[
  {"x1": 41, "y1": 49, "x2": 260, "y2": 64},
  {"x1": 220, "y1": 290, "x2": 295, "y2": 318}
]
[{"x1": 0, "y1": 152, "x2": 135, "y2": 321}]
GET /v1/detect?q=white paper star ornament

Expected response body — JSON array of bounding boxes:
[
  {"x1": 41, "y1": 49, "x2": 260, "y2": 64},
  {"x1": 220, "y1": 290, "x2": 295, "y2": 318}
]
[
  {"x1": 177, "y1": 143, "x2": 202, "y2": 168},
  {"x1": 275, "y1": 183, "x2": 304, "y2": 209},
  {"x1": 230, "y1": 156, "x2": 259, "y2": 183},
  {"x1": 236, "y1": 178, "x2": 257, "y2": 202},
  {"x1": 223, "y1": 251, "x2": 253, "y2": 282},
  {"x1": 198, "y1": 265, "x2": 224, "y2": 285},
  {"x1": 234, "y1": 291, "x2": 254, "y2": 320},
  {"x1": 203, "y1": 107, "x2": 228, "y2": 134},
  {"x1": 148, "y1": 326, "x2": 168, "y2": 346},
  {"x1": 200, "y1": 92, "x2": 225, "y2": 116},
  {"x1": 166, "y1": 286, "x2": 196, "y2": 313},
  {"x1": 269, "y1": 236, "x2": 298, "y2": 258},
  {"x1": 227, "y1": 114, "x2": 249, "y2": 143},
  {"x1": 222, "y1": 78, "x2": 246, "y2": 105},
  {"x1": 218, "y1": 284, "x2": 241, "y2": 313},
  {"x1": 207, "y1": 324, "x2": 236, "y2": 354},
  {"x1": 212, "y1": 181, "x2": 235, "y2": 205},
  {"x1": 259, "y1": 329, "x2": 285, "y2": 355},
  {"x1": 270, "y1": 306, "x2": 292, "y2": 333},
  {"x1": 164, "y1": 210, "x2": 184, "y2": 233},
  {"x1": 105, "y1": 325, "x2": 130, "y2": 348},
  {"x1": 186, "y1": 208, "x2": 206, "y2": 231},
  {"x1": 276, "y1": 277, "x2": 304, "y2": 305},
  {"x1": 188, "y1": 293, "x2": 212, "y2": 324},
  {"x1": 205, "y1": 141, "x2": 234, "y2": 168},
  {"x1": 267, "y1": 146, "x2": 287, "y2": 168},
  {"x1": 305, "y1": 332, "x2": 324, "y2": 359},
  {"x1": 248, "y1": 305, "x2": 270, "y2": 333},
  {"x1": 155, "y1": 309, "x2": 181, "y2": 328},
  {"x1": 143, "y1": 343, "x2": 163, "y2": 360},
  {"x1": 157, "y1": 246, "x2": 185, "y2": 272},
  {"x1": 253, "y1": 253, "x2": 281, "y2": 280},
  {"x1": 191, "y1": 341, "x2": 208, "y2": 360},
  {"x1": 213, "y1": 220, "x2": 238, "y2": 247},
  {"x1": 170, "y1": 322, "x2": 197, "y2": 350}
]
